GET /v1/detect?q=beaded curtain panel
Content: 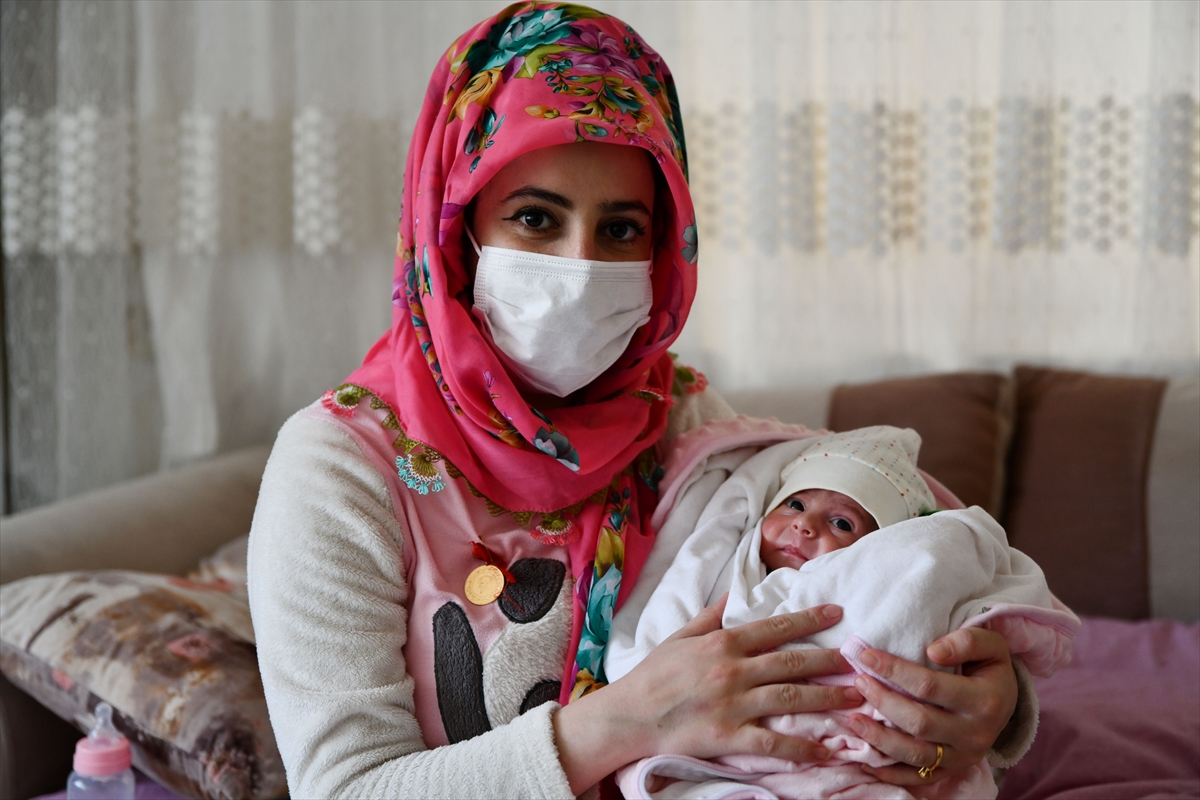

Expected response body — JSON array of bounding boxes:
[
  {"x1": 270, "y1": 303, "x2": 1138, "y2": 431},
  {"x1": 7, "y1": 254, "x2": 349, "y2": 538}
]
[{"x1": 1, "y1": 0, "x2": 1197, "y2": 512}]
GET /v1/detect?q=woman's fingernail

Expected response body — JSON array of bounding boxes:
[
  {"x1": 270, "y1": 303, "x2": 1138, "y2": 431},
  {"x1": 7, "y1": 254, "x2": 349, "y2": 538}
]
[
  {"x1": 860, "y1": 650, "x2": 880, "y2": 669},
  {"x1": 855, "y1": 676, "x2": 869, "y2": 694},
  {"x1": 847, "y1": 717, "x2": 865, "y2": 735},
  {"x1": 928, "y1": 642, "x2": 952, "y2": 662},
  {"x1": 822, "y1": 605, "x2": 842, "y2": 620},
  {"x1": 813, "y1": 746, "x2": 830, "y2": 760}
]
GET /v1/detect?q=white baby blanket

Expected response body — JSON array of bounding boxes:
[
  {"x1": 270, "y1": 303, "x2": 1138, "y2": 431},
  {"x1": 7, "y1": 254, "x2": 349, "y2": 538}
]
[
  {"x1": 606, "y1": 438, "x2": 1079, "y2": 800},
  {"x1": 607, "y1": 439, "x2": 1076, "y2": 682}
]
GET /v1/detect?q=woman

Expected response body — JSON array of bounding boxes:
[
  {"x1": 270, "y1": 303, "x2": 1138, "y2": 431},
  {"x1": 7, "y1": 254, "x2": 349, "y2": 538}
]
[{"x1": 247, "y1": 4, "x2": 1029, "y2": 798}]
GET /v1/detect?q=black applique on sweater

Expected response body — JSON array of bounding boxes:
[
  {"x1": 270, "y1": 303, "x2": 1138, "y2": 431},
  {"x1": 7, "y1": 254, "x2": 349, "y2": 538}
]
[
  {"x1": 432, "y1": 557, "x2": 569, "y2": 739},
  {"x1": 499, "y1": 558, "x2": 565, "y2": 623},
  {"x1": 433, "y1": 602, "x2": 491, "y2": 743},
  {"x1": 520, "y1": 679, "x2": 563, "y2": 714}
]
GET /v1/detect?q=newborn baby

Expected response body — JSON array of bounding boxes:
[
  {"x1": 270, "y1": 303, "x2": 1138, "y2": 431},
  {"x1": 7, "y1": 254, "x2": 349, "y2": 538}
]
[{"x1": 606, "y1": 426, "x2": 1079, "y2": 800}]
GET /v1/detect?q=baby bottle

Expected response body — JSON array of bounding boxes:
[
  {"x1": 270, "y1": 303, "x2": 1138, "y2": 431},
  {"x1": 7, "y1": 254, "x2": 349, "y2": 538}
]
[{"x1": 66, "y1": 702, "x2": 136, "y2": 800}]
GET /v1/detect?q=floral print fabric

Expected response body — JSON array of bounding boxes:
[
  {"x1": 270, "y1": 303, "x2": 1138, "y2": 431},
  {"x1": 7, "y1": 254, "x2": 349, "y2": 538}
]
[{"x1": 342, "y1": 2, "x2": 698, "y2": 706}]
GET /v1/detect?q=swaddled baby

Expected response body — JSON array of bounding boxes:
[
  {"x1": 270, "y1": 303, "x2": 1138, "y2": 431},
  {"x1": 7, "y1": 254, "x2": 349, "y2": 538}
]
[{"x1": 606, "y1": 426, "x2": 1079, "y2": 800}]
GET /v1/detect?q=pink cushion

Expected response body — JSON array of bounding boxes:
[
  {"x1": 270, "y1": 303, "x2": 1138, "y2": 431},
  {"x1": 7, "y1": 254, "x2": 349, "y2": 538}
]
[{"x1": 998, "y1": 616, "x2": 1200, "y2": 800}]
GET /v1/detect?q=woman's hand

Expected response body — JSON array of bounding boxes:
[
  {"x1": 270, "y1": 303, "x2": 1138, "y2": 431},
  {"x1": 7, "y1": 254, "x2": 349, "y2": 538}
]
[
  {"x1": 554, "y1": 597, "x2": 864, "y2": 794},
  {"x1": 846, "y1": 627, "x2": 1018, "y2": 785}
]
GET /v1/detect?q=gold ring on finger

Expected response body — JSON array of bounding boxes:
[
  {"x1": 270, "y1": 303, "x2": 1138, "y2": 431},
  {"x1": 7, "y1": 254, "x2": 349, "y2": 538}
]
[{"x1": 917, "y1": 743, "x2": 944, "y2": 780}]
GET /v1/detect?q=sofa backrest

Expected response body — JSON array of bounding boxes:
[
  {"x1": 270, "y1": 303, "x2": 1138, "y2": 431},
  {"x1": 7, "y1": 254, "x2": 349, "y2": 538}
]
[
  {"x1": 1146, "y1": 378, "x2": 1200, "y2": 621},
  {"x1": 0, "y1": 446, "x2": 271, "y2": 585}
]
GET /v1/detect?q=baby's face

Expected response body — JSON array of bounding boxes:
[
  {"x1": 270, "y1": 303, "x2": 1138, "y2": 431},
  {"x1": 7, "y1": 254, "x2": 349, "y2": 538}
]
[{"x1": 760, "y1": 489, "x2": 879, "y2": 571}]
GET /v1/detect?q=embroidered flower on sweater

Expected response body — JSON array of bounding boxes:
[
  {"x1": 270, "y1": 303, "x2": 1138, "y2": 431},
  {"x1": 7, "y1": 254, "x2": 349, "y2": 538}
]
[
  {"x1": 671, "y1": 361, "x2": 708, "y2": 396},
  {"x1": 397, "y1": 452, "x2": 446, "y2": 495},
  {"x1": 321, "y1": 385, "x2": 368, "y2": 417},
  {"x1": 530, "y1": 514, "x2": 575, "y2": 546}
]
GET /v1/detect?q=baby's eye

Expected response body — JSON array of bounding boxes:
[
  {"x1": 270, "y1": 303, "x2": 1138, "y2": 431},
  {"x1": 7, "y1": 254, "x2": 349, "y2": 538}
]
[
  {"x1": 831, "y1": 518, "x2": 854, "y2": 532},
  {"x1": 786, "y1": 498, "x2": 805, "y2": 512}
]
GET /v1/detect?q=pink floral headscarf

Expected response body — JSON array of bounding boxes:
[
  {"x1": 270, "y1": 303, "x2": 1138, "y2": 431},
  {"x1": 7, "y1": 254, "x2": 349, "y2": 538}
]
[{"x1": 337, "y1": 2, "x2": 698, "y2": 700}]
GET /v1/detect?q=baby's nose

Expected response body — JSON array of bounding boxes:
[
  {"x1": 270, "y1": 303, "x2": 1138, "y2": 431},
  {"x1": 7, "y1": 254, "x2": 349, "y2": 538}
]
[{"x1": 792, "y1": 517, "x2": 816, "y2": 537}]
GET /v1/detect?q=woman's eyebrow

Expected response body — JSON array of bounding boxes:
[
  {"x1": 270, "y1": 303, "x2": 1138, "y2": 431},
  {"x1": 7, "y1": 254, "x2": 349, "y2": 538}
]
[
  {"x1": 502, "y1": 186, "x2": 573, "y2": 209},
  {"x1": 599, "y1": 199, "x2": 651, "y2": 216}
]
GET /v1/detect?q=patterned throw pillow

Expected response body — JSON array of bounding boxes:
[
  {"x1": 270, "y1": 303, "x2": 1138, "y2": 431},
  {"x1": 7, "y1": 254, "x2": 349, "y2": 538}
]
[
  {"x1": 0, "y1": 554, "x2": 284, "y2": 800},
  {"x1": 186, "y1": 536, "x2": 250, "y2": 606}
]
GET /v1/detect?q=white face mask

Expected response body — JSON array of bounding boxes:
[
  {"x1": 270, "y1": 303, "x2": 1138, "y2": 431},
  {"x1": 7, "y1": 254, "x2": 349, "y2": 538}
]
[{"x1": 467, "y1": 229, "x2": 653, "y2": 397}]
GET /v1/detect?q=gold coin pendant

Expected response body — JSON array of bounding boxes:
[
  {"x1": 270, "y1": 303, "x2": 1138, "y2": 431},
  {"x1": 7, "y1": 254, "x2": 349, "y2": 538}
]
[{"x1": 464, "y1": 564, "x2": 506, "y2": 605}]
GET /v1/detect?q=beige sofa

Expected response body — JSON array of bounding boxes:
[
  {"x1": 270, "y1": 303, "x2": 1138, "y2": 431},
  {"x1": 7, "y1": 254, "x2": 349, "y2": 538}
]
[
  {"x1": 1, "y1": 447, "x2": 271, "y2": 800},
  {"x1": 2, "y1": 367, "x2": 1197, "y2": 799}
]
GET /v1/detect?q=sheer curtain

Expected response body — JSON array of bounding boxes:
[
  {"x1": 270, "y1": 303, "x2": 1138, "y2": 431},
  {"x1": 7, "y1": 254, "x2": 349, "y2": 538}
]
[
  {"x1": 2, "y1": 0, "x2": 1197, "y2": 512},
  {"x1": 670, "y1": 0, "x2": 1199, "y2": 389}
]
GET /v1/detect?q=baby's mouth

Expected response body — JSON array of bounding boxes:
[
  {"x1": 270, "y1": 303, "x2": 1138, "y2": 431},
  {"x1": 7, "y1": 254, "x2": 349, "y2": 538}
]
[{"x1": 780, "y1": 546, "x2": 808, "y2": 564}]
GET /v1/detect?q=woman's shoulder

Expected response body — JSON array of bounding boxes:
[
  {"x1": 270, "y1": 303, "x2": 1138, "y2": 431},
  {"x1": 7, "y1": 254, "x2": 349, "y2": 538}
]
[
  {"x1": 268, "y1": 393, "x2": 412, "y2": 495},
  {"x1": 267, "y1": 401, "x2": 387, "y2": 483},
  {"x1": 663, "y1": 361, "x2": 736, "y2": 445},
  {"x1": 253, "y1": 402, "x2": 404, "y2": 556}
]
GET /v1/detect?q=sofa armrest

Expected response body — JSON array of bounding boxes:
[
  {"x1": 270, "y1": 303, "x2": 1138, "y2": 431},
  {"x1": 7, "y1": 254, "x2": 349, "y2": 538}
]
[
  {"x1": 0, "y1": 445, "x2": 270, "y2": 585},
  {"x1": 0, "y1": 672, "x2": 80, "y2": 800}
]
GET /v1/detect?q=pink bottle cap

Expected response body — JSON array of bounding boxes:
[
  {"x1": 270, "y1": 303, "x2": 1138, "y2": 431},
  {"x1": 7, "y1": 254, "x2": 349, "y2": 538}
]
[{"x1": 74, "y1": 703, "x2": 132, "y2": 777}]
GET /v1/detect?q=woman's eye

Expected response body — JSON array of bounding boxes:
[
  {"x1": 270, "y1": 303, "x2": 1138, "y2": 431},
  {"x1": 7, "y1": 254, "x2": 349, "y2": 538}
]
[
  {"x1": 786, "y1": 498, "x2": 804, "y2": 512},
  {"x1": 831, "y1": 518, "x2": 853, "y2": 532},
  {"x1": 517, "y1": 209, "x2": 551, "y2": 229},
  {"x1": 606, "y1": 220, "x2": 640, "y2": 241}
]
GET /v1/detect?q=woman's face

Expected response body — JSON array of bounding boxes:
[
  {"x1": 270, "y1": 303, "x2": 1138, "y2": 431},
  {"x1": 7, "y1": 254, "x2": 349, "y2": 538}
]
[{"x1": 468, "y1": 142, "x2": 657, "y2": 264}]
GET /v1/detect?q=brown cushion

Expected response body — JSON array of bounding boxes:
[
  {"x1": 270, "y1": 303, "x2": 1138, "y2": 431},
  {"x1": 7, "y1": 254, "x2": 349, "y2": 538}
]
[
  {"x1": 1004, "y1": 366, "x2": 1167, "y2": 619},
  {"x1": 827, "y1": 372, "x2": 1015, "y2": 517}
]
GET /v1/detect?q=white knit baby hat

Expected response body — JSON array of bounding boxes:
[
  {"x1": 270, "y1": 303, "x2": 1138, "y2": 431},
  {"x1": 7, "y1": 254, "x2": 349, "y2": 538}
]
[{"x1": 766, "y1": 426, "x2": 937, "y2": 529}]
